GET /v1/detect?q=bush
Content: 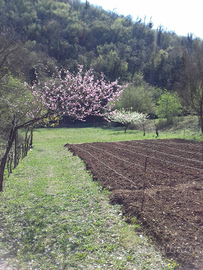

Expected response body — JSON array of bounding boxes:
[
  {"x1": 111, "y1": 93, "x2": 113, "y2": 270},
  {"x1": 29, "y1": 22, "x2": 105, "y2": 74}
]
[{"x1": 113, "y1": 75, "x2": 156, "y2": 114}]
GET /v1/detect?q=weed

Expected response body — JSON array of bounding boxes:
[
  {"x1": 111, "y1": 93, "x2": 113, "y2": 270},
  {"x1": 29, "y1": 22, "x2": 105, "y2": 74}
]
[{"x1": 166, "y1": 260, "x2": 179, "y2": 269}]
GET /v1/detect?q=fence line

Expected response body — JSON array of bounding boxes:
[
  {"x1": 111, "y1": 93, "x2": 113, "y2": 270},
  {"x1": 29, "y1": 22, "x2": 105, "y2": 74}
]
[
  {"x1": 85, "y1": 144, "x2": 173, "y2": 177},
  {"x1": 86, "y1": 144, "x2": 202, "y2": 176},
  {"x1": 129, "y1": 140, "x2": 203, "y2": 156},
  {"x1": 145, "y1": 139, "x2": 203, "y2": 151},
  {"x1": 73, "y1": 145, "x2": 138, "y2": 187},
  {"x1": 115, "y1": 141, "x2": 203, "y2": 165},
  {"x1": 112, "y1": 142, "x2": 203, "y2": 171}
]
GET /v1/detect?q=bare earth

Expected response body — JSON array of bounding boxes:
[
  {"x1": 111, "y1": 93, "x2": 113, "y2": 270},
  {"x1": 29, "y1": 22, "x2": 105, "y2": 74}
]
[{"x1": 67, "y1": 139, "x2": 203, "y2": 270}]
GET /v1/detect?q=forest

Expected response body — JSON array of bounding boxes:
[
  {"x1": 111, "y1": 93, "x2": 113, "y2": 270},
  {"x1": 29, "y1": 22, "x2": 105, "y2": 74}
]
[{"x1": 1, "y1": 0, "x2": 203, "y2": 136}]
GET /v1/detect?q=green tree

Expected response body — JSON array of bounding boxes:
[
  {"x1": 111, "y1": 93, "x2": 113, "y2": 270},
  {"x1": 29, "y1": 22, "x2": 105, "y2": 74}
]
[
  {"x1": 114, "y1": 73, "x2": 155, "y2": 114},
  {"x1": 0, "y1": 75, "x2": 33, "y2": 135},
  {"x1": 156, "y1": 91, "x2": 182, "y2": 122}
]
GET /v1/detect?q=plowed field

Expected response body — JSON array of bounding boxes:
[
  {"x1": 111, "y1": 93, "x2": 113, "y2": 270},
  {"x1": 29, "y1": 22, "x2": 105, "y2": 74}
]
[{"x1": 66, "y1": 139, "x2": 203, "y2": 270}]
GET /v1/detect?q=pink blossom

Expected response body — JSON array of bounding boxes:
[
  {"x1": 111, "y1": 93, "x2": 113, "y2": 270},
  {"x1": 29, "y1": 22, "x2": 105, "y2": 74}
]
[{"x1": 29, "y1": 65, "x2": 126, "y2": 121}]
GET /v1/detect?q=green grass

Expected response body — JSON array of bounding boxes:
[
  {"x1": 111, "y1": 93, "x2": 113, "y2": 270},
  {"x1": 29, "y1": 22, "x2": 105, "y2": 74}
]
[
  {"x1": 0, "y1": 124, "x2": 196, "y2": 269},
  {"x1": 147, "y1": 115, "x2": 203, "y2": 141},
  {"x1": 35, "y1": 120, "x2": 203, "y2": 145}
]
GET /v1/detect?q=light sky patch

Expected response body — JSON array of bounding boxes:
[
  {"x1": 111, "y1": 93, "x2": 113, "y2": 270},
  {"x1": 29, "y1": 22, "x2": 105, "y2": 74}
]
[{"x1": 82, "y1": 0, "x2": 203, "y2": 39}]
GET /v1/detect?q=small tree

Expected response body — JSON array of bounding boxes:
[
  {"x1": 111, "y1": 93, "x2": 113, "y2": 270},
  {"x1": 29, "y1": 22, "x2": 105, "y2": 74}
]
[
  {"x1": 108, "y1": 109, "x2": 147, "y2": 133},
  {"x1": 156, "y1": 91, "x2": 182, "y2": 123},
  {"x1": 0, "y1": 66, "x2": 125, "y2": 191}
]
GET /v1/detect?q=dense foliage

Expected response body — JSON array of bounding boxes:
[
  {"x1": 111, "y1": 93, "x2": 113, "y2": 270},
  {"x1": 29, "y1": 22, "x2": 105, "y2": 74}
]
[
  {"x1": 0, "y1": 0, "x2": 201, "y2": 88},
  {"x1": 156, "y1": 91, "x2": 182, "y2": 122},
  {"x1": 1, "y1": 0, "x2": 203, "y2": 128}
]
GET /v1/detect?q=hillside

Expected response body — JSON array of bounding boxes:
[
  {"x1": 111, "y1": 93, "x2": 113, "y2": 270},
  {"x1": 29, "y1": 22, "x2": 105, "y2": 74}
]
[
  {"x1": 0, "y1": 0, "x2": 197, "y2": 88},
  {"x1": 1, "y1": 0, "x2": 203, "y2": 145}
]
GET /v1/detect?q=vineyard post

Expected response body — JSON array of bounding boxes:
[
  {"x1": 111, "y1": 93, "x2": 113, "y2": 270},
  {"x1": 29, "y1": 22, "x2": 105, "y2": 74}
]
[{"x1": 141, "y1": 157, "x2": 148, "y2": 212}]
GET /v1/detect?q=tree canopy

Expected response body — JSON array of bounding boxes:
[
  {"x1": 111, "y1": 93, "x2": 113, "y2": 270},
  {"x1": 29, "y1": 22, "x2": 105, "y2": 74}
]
[
  {"x1": 0, "y1": 0, "x2": 199, "y2": 89},
  {"x1": 108, "y1": 109, "x2": 147, "y2": 133},
  {"x1": 156, "y1": 91, "x2": 182, "y2": 122}
]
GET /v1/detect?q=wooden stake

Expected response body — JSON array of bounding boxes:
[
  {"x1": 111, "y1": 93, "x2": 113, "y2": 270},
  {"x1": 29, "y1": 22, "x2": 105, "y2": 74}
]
[{"x1": 141, "y1": 157, "x2": 148, "y2": 212}]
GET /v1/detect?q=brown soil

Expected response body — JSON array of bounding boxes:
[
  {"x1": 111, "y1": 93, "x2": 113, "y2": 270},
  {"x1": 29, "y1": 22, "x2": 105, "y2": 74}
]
[{"x1": 65, "y1": 139, "x2": 203, "y2": 270}]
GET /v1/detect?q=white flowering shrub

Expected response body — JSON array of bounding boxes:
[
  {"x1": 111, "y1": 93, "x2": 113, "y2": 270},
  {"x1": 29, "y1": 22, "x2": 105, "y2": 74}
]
[{"x1": 108, "y1": 109, "x2": 148, "y2": 132}]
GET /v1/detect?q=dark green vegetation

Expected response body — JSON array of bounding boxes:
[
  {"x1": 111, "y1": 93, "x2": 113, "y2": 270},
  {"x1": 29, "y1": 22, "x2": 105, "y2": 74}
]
[
  {"x1": 0, "y1": 128, "x2": 177, "y2": 269},
  {"x1": 0, "y1": 0, "x2": 203, "y2": 100},
  {"x1": 0, "y1": 0, "x2": 202, "y2": 87},
  {"x1": 1, "y1": 0, "x2": 203, "y2": 137}
]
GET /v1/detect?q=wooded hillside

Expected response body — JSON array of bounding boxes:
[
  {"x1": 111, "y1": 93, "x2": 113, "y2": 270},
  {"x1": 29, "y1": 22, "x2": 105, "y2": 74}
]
[
  {"x1": 1, "y1": 0, "x2": 203, "y2": 123},
  {"x1": 0, "y1": 0, "x2": 200, "y2": 85}
]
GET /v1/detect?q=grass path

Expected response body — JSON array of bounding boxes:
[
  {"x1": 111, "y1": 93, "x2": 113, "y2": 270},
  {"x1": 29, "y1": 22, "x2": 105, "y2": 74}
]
[{"x1": 0, "y1": 128, "x2": 174, "y2": 269}]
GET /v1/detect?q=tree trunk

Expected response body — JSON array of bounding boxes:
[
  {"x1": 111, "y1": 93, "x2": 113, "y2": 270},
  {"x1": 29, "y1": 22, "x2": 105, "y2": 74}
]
[
  {"x1": 0, "y1": 125, "x2": 17, "y2": 192},
  {"x1": 124, "y1": 124, "x2": 129, "y2": 133},
  {"x1": 200, "y1": 96, "x2": 203, "y2": 133},
  {"x1": 30, "y1": 127, "x2": 33, "y2": 147},
  {"x1": 14, "y1": 129, "x2": 18, "y2": 168},
  {"x1": 200, "y1": 105, "x2": 203, "y2": 133},
  {"x1": 143, "y1": 124, "x2": 146, "y2": 136},
  {"x1": 24, "y1": 128, "x2": 29, "y2": 156}
]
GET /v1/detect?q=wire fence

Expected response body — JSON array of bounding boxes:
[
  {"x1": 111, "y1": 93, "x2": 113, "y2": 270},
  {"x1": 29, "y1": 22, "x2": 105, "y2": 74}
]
[
  {"x1": 115, "y1": 141, "x2": 203, "y2": 164},
  {"x1": 88, "y1": 143, "x2": 203, "y2": 173},
  {"x1": 126, "y1": 139, "x2": 203, "y2": 158}
]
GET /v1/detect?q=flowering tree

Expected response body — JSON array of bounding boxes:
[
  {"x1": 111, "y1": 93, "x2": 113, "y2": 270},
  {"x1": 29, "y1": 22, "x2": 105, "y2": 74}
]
[
  {"x1": 0, "y1": 66, "x2": 125, "y2": 191},
  {"x1": 108, "y1": 109, "x2": 148, "y2": 133},
  {"x1": 28, "y1": 66, "x2": 125, "y2": 120}
]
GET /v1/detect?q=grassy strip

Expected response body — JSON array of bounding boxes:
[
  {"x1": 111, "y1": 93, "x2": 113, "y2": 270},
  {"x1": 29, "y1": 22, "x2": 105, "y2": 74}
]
[{"x1": 0, "y1": 127, "x2": 184, "y2": 269}]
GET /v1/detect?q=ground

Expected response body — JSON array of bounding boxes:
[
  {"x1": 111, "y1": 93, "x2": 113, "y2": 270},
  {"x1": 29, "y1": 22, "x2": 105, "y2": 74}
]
[{"x1": 67, "y1": 139, "x2": 203, "y2": 270}]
